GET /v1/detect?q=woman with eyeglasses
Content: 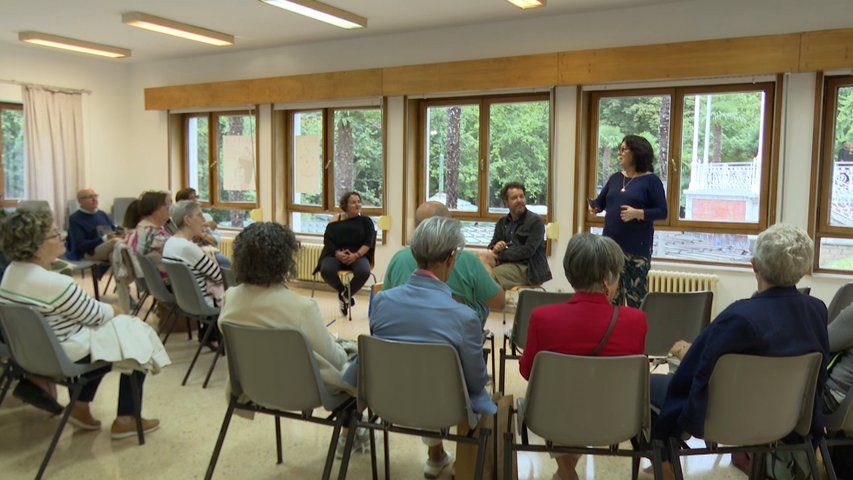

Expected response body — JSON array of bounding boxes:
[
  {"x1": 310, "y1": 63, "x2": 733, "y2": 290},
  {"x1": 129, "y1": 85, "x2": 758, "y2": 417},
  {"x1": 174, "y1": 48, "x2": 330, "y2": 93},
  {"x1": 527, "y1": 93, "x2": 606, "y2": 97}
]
[
  {"x1": 0, "y1": 208, "x2": 167, "y2": 439},
  {"x1": 127, "y1": 191, "x2": 173, "y2": 276},
  {"x1": 588, "y1": 135, "x2": 667, "y2": 307}
]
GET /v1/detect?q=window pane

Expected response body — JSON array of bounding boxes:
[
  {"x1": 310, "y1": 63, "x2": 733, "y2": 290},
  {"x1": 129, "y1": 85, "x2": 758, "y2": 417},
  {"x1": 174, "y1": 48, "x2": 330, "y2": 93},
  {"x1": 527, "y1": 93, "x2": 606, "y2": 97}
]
[
  {"x1": 187, "y1": 116, "x2": 209, "y2": 202},
  {"x1": 425, "y1": 104, "x2": 480, "y2": 212},
  {"x1": 332, "y1": 109, "x2": 383, "y2": 209},
  {"x1": 289, "y1": 212, "x2": 383, "y2": 241},
  {"x1": 679, "y1": 91, "x2": 766, "y2": 223},
  {"x1": 819, "y1": 237, "x2": 853, "y2": 271},
  {"x1": 203, "y1": 207, "x2": 254, "y2": 229},
  {"x1": 594, "y1": 95, "x2": 671, "y2": 197},
  {"x1": 291, "y1": 111, "x2": 323, "y2": 206},
  {"x1": 460, "y1": 220, "x2": 496, "y2": 247},
  {"x1": 216, "y1": 113, "x2": 257, "y2": 205},
  {"x1": 488, "y1": 101, "x2": 549, "y2": 216},
  {"x1": 591, "y1": 227, "x2": 753, "y2": 264},
  {"x1": 1, "y1": 108, "x2": 25, "y2": 199},
  {"x1": 829, "y1": 85, "x2": 853, "y2": 228}
]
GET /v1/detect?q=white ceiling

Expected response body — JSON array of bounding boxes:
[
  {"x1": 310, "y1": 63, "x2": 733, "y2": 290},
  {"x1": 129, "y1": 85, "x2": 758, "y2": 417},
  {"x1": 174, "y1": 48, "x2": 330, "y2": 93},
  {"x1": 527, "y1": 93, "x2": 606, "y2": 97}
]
[{"x1": 2, "y1": 0, "x2": 683, "y2": 62}]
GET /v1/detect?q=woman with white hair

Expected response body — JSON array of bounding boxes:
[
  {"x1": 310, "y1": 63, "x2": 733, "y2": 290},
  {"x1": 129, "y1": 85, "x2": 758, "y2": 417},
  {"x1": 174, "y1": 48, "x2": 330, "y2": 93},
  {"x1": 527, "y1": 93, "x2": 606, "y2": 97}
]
[
  {"x1": 162, "y1": 200, "x2": 224, "y2": 308},
  {"x1": 652, "y1": 223, "x2": 829, "y2": 478}
]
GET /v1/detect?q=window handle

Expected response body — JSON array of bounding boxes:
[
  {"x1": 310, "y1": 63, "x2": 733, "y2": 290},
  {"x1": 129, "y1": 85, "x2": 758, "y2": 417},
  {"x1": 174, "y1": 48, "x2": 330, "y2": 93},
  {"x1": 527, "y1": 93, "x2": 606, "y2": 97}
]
[{"x1": 669, "y1": 157, "x2": 678, "y2": 173}]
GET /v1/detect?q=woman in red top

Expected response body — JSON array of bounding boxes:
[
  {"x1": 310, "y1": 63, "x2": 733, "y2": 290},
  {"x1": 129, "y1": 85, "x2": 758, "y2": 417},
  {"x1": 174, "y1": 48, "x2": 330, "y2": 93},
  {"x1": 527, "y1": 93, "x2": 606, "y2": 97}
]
[{"x1": 519, "y1": 233, "x2": 648, "y2": 480}]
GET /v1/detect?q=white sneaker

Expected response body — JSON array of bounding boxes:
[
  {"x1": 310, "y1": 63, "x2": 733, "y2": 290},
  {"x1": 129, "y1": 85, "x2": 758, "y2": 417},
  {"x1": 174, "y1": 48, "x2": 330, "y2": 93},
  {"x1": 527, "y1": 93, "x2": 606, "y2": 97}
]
[
  {"x1": 424, "y1": 452, "x2": 453, "y2": 478},
  {"x1": 335, "y1": 427, "x2": 370, "y2": 459}
]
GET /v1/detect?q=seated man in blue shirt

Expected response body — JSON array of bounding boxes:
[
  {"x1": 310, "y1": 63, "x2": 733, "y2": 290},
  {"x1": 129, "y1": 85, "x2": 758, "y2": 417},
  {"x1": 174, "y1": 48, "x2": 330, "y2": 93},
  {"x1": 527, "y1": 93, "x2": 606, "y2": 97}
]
[
  {"x1": 344, "y1": 216, "x2": 496, "y2": 478},
  {"x1": 384, "y1": 201, "x2": 505, "y2": 325},
  {"x1": 66, "y1": 188, "x2": 120, "y2": 262}
]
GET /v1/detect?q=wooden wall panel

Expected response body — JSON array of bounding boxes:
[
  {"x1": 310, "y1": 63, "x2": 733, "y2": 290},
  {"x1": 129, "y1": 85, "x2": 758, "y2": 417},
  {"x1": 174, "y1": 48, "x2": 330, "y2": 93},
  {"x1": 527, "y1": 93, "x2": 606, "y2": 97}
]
[
  {"x1": 800, "y1": 29, "x2": 853, "y2": 72},
  {"x1": 559, "y1": 34, "x2": 801, "y2": 84}
]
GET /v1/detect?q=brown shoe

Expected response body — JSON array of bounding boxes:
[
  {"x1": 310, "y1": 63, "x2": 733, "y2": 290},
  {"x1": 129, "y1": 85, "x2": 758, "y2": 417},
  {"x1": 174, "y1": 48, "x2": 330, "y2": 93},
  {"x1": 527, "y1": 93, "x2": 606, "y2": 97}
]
[
  {"x1": 111, "y1": 416, "x2": 160, "y2": 440},
  {"x1": 68, "y1": 402, "x2": 101, "y2": 430}
]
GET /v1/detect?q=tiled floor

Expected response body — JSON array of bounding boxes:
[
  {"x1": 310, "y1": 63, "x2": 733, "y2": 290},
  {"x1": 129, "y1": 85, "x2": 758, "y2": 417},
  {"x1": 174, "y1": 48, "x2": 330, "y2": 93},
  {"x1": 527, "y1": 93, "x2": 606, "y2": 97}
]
[{"x1": 0, "y1": 276, "x2": 747, "y2": 479}]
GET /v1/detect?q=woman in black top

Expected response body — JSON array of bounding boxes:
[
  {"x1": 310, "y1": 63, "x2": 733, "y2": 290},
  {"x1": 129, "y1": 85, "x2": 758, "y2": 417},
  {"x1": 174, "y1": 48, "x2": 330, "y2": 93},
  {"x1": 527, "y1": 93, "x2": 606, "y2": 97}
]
[{"x1": 314, "y1": 191, "x2": 376, "y2": 315}]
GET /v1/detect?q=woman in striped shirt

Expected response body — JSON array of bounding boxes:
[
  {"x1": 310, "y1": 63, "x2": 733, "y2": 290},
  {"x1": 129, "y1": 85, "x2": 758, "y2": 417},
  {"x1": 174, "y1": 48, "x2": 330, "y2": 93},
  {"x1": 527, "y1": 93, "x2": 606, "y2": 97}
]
[
  {"x1": 162, "y1": 200, "x2": 224, "y2": 308},
  {"x1": 0, "y1": 208, "x2": 160, "y2": 439}
]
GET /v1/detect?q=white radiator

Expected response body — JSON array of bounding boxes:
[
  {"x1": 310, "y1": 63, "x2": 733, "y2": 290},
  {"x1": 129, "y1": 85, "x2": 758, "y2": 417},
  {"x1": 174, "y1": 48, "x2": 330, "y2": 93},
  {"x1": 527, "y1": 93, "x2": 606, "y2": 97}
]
[
  {"x1": 219, "y1": 237, "x2": 234, "y2": 260},
  {"x1": 295, "y1": 244, "x2": 324, "y2": 282},
  {"x1": 648, "y1": 270, "x2": 719, "y2": 295}
]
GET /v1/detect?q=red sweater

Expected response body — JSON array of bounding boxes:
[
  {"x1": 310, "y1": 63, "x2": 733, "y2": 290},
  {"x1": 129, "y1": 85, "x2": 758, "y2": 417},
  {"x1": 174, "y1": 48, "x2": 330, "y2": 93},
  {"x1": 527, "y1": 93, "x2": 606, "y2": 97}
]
[{"x1": 519, "y1": 291, "x2": 648, "y2": 379}]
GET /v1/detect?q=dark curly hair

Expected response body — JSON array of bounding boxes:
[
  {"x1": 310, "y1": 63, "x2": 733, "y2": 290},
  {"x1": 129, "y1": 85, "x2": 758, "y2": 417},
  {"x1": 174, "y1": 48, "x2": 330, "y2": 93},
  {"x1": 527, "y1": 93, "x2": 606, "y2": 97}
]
[
  {"x1": 621, "y1": 135, "x2": 655, "y2": 173},
  {"x1": 0, "y1": 208, "x2": 54, "y2": 261},
  {"x1": 339, "y1": 191, "x2": 361, "y2": 211},
  {"x1": 232, "y1": 222, "x2": 300, "y2": 286},
  {"x1": 500, "y1": 182, "x2": 526, "y2": 202}
]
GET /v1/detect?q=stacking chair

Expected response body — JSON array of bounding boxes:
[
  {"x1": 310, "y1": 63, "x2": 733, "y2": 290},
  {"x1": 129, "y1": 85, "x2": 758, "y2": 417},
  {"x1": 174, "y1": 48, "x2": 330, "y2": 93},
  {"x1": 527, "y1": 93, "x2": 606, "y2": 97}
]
[
  {"x1": 205, "y1": 324, "x2": 355, "y2": 480},
  {"x1": 0, "y1": 334, "x2": 14, "y2": 406},
  {"x1": 499, "y1": 290, "x2": 572, "y2": 393},
  {"x1": 828, "y1": 283, "x2": 853, "y2": 324},
  {"x1": 220, "y1": 267, "x2": 238, "y2": 290},
  {"x1": 120, "y1": 248, "x2": 151, "y2": 316},
  {"x1": 797, "y1": 286, "x2": 812, "y2": 295},
  {"x1": 0, "y1": 304, "x2": 145, "y2": 480},
  {"x1": 668, "y1": 353, "x2": 823, "y2": 480},
  {"x1": 640, "y1": 291, "x2": 713, "y2": 357},
  {"x1": 164, "y1": 261, "x2": 222, "y2": 388},
  {"x1": 820, "y1": 385, "x2": 853, "y2": 480},
  {"x1": 501, "y1": 285, "x2": 546, "y2": 325},
  {"x1": 338, "y1": 336, "x2": 491, "y2": 480},
  {"x1": 505, "y1": 353, "x2": 662, "y2": 480},
  {"x1": 111, "y1": 197, "x2": 136, "y2": 224},
  {"x1": 137, "y1": 254, "x2": 182, "y2": 342}
]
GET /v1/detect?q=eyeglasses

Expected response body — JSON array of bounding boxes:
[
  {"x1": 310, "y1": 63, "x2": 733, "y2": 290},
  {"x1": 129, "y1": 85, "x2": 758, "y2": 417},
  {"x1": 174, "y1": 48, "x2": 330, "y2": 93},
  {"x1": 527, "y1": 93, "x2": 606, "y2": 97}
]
[
  {"x1": 618, "y1": 146, "x2": 630, "y2": 153},
  {"x1": 46, "y1": 230, "x2": 67, "y2": 240},
  {"x1": 80, "y1": 195, "x2": 99, "y2": 200}
]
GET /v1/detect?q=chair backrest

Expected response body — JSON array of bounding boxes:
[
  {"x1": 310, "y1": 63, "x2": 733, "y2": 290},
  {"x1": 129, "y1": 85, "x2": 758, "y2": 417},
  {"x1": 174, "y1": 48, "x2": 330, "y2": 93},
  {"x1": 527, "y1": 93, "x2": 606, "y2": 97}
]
[
  {"x1": 640, "y1": 291, "x2": 713, "y2": 356},
  {"x1": 703, "y1": 352, "x2": 822, "y2": 445},
  {"x1": 825, "y1": 385, "x2": 853, "y2": 435},
  {"x1": 16, "y1": 200, "x2": 51, "y2": 212},
  {"x1": 221, "y1": 322, "x2": 334, "y2": 412},
  {"x1": 137, "y1": 254, "x2": 174, "y2": 304},
  {"x1": 163, "y1": 261, "x2": 219, "y2": 317},
  {"x1": 798, "y1": 287, "x2": 812, "y2": 295},
  {"x1": 111, "y1": 197, "x2": 136, "y2": 225},
  {"x1": 828, "y1": 283, "x2": 853, "y2": 325},
  {"x1": 221, "y1": 267, "x2": 237, "y2": 290},
  {"x1": 120, "y1": 248, "x2": 148, "y2": 295},
  {"x1": 522, "y1": 352, "x2": 649, "y2": 446},
  {"x1": 0, "y1": 304, "x2": 83, "y2": 379},
  {"x1": 66, "y1": 198, "x2": 80, "y2": 219},
  {"x1": 511, "y1": 290, "x2": 573, "y2": 349},
  {"x1": 357, "y1": 335, "x2": 477, "y2": 431}
]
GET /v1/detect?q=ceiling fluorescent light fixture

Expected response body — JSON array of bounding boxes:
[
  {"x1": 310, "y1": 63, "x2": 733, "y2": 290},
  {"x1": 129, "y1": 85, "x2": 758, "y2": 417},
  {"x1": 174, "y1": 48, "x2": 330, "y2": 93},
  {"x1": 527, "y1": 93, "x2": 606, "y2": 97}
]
[
  {"x1": 259, "y1": 0, "x2": 367, "y2": 29},
  {"x1": 506, "y1": 0, "x2": 546, "y2": 9},
  {"x1": 123, "y1": 12, "x2": 234, "y2": 46},
  {"x1": 19, "y1": 31, "x2": 130, "y2": 58}
]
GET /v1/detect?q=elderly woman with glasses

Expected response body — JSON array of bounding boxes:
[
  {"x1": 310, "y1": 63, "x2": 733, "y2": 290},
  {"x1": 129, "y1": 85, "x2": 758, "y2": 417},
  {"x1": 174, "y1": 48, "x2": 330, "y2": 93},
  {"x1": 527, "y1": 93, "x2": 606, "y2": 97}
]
[
  {"x1": 163, "y1": 200, "x2": 224, "y2": 308},
  {"x1": 0, "y1": 208, "x2": 167, "y2": 439}
]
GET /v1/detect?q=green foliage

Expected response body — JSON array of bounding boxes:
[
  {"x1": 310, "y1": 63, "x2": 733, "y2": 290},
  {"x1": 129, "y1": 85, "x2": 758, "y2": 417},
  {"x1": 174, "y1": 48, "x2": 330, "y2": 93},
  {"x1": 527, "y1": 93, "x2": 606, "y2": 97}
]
[
  {"x1": 1, "y1": 108, "x2": 25, "y2": 199},
  {"x1": 334, "y1": 108, "x2": 383, "y2": 207},
  {"x1": 834, "y1": 86, "x2": 853, "y2": 156}
]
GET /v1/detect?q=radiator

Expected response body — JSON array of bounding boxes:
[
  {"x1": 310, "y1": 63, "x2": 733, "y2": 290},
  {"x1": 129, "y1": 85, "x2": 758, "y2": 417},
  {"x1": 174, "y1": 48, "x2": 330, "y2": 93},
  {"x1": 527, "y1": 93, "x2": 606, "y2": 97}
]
[
  {"x1": 648, "y1": 270, "x2": 719, "y2": 295},
  {"x1": 295, "y1": 244, "x2": 324, "y2": 282},
  {"x1": 219, "y1": 237, "x2": 234, "y2": 259}
]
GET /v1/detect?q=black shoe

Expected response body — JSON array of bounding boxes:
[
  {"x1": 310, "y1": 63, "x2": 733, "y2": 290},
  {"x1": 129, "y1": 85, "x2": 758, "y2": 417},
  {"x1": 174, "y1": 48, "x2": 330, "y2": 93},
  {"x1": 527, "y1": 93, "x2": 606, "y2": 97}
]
[{"x1": 13, "y1": 378, "x2": 63, "y2": 415}]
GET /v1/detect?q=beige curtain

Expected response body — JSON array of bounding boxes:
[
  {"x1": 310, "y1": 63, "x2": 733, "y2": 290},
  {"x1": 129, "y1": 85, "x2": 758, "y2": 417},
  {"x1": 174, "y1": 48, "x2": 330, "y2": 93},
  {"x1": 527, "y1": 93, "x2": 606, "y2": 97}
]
[{"x1": 23, "y1": 86, "x2": 85, "y2": 229}]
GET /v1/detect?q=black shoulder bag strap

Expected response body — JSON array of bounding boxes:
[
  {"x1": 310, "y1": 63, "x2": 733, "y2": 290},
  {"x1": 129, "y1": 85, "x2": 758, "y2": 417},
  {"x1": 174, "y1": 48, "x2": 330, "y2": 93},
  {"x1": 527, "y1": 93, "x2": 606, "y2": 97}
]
[{"x1": 590, "y1": 306, "x2": 619, "y2": 356}]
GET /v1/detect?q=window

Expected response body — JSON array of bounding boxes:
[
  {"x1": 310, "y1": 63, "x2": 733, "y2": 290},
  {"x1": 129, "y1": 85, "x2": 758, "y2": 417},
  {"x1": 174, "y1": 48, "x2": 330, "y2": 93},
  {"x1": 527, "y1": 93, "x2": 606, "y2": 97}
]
[
  {"x1": 0, "y1": 102, "x2": 25, "y2": 205},
  {"x1": 585, "y1": 83, "x2": 776, "y2": 265},
  {"x1": 285, "y1": 107, "x2": 384, "y2": 237},
  {"x1": 418, "y1": 94, "x2": 552, "y2": 245},
  {"x1": 815, "y1": 75, "x2": 853, "y2": 273},
  {"x1": 183, "y1": 110, "x2": 258, "y2": 228}
]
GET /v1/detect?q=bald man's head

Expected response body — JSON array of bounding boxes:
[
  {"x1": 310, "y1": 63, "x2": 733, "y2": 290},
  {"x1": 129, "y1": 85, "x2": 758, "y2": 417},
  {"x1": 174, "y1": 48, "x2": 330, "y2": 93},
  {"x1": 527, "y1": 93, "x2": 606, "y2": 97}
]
[{"x1": 415, "y1": 201, "x2": 451, "y2": 226}]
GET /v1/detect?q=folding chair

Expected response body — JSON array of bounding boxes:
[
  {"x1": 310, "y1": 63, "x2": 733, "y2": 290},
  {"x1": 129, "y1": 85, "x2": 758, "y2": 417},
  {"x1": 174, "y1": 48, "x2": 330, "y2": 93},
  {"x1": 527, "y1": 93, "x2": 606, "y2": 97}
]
[
  {"x1": 205, "y1": 324, "x2": 354, "y2": 480},
  {"x1": 820, "y1": 384, "x2": 853, "y2": 480},
  {"x1": 221, "y1": 267, "x2": 238, "y2": 290},
  {"x1": 499, "y1": 290, "x2": 572, "y2": 393},
  {"x1": 667, "y1": 353, "x2": 824, "y2": 480},
  {"x1": 0, "y1": 304, "x2": 145, "y2": 480},
  {"x1": 0, "y1": 333, "x2": 14, "y2": 407},
  {"x1": 505, "y1": 353, "x2": 663, "y2": 480},
  {"x1": 338, "y1": 336, "x2": 491, "y2": 480},
  {"x1": 501, "y1": 284, "x2": 546, "y2": 325},
  {"x1": 137, "y1": 254, "x2": 182, "y2": 342},
  {"x1": 640, "y1": 291, "x2": 713, "y2": 357},
  {"x1": 163, "y1": 261, "x2": 222, "y2": 388}
]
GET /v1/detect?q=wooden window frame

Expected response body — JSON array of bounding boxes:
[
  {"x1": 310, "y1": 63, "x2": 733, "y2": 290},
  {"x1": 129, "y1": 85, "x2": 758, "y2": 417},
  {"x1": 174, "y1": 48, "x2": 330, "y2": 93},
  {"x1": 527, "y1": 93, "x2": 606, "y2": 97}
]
[
  {"x1": 813, "y1": 74, "x2": 853, "y2": 274},
  {"x1": 283, "y1": 105, "x2": 386, "y2": 237},
  {"x1": 584, "y1": 82, "x2": 779, "y2": 262},
  {"x1": 0, "y1": 102, "x2": 23, "y2": 208},
  {"x1": 181, "y1": 109, "x2": 260, "y2": 210}
]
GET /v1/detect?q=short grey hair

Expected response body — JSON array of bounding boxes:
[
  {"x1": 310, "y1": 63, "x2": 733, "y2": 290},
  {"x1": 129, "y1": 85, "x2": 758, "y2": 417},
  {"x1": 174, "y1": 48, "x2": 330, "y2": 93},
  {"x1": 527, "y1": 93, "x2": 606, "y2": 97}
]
[
  {"x1": 411, "y1": 216, "x2": 465, "y2": 269},
  {"x1": 563, "y1": 233, "x2": 625, "y2": 292},
  {"x1": 753, "y1": 223, "x2": 813, "y2": 287},
  {"x1": 169, "y1": 200, "x2": 199, "y2": 229}
]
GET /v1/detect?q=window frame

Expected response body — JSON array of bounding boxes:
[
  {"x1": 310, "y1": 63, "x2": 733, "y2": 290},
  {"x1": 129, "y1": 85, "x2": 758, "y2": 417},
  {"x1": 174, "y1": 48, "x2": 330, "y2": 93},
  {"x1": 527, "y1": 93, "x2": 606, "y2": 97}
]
[
  {"x1": 283, "y1": 105, "x2": 387, "y2": 237},
  {"x1": 583, "y1": 82, "x2": 779, "y2": 265},
  {"x1": 813, "y1": 74, "x2": 853, "y2": 274},
  {"x1": 416, "y1": 92, "x2": 554, "y2": 226},
  {"x1": 181, "y1": 109, "x2": 260, "y2": 211},
  {"x1": 0, "y1": 102, "x2": 24, "y2": 207}
]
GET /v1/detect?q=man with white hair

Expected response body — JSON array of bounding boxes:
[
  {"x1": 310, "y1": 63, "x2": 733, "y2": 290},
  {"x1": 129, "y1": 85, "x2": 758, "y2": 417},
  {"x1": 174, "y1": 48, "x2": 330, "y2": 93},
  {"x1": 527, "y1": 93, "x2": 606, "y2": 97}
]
[{"x1": 66, "y1": 187, "x2": 120, "y2": 262}]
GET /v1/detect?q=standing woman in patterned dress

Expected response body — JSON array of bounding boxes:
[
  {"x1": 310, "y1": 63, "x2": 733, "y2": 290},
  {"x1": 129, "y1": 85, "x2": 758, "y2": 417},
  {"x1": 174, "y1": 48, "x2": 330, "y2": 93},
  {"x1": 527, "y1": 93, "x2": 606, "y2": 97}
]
[{"x1": 589, "y1": 135, "x2": 668, "y2": 307}]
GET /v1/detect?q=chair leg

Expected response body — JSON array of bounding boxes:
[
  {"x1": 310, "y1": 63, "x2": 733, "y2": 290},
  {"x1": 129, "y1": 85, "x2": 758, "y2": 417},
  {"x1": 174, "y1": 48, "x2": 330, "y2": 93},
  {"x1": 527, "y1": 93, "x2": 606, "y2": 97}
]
[
  {"x1": 369, "y1": 424, "x2": 378, "y2": 480},
  {"x1": 103, "y1": 272, "x2": 114, "y2": 293},
  {"x1": 651, "y1": 440, "x2": 665, "y2": 480},
  {"x1": 347, "y1": 282, "x2": 353, "y2": 322},
  {"x1": 160, "y1": 307, "x2": 178, "y2": 345},
  {"x1": 275, "y1": 415, "x2": 283, "y2": 464},
  {"x1": 803, "y1": 442, "x2": 822, "y2": 480},
  {"x1": 204, "y1": 398, "x2": 237, "y2": 480},
  {"x1": 91, "y1": 268, "x2": 101, "y2": 301},
  {"x1": 383, "y1": 425, "x2": 390, "y2": 480},
  {"x1": 336, "y1": 415, "x2": 358, "y2": 480},
  {"x1": 128, "y1": 373, "x2": 145, "y2": 445},
  {"x1": 202, "y1": 341, "x2": 225, "y2": 389},
  {"x1": 322, "y1": 415, "x2": 343, "y2": 480},
  {"x1": 669, "y1": 438, "x2": 685, "y2": 480},
  {"x1": 132, "y1": 292, "x2": 149, "y2": 316},
  {"x1": 143, "y1": 299, "x2": 157, "y2": 323},
  {"x1": 0, "y1": 364, "x2": 14, "y2": 407},
  {"x1": 503, "y1": 431, "x2": 514, "y2": 480},
  {"x1": 474, "y1": 427, "x2": 491, "y2": 480},
  {"x1": 820, "y1": 437, "x2": 839, "y2": 480},
  {"x1": 499, "y1": 348, "x2": 506, "y2": 394},
  {"x1": 489, "y1": 336, "x2": 496, "y2": 394},
  {"x1": 36, "y1": 382, "x2": 84, "y2": 480},
  {"x1": 183, "y1": 319, "x2": 215, "y2": 386}
]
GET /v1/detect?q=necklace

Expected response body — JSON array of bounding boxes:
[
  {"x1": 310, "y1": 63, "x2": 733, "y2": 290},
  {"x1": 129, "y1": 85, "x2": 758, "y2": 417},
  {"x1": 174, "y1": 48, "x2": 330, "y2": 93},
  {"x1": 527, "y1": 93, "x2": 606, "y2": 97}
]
[{"x1": 621, "y1": 173, "x2": 636, "y2": 192}]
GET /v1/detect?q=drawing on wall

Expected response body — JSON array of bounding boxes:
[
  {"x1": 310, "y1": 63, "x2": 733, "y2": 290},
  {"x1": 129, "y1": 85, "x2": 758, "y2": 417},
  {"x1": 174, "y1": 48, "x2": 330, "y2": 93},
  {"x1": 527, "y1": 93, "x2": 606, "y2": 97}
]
[
  {"x1": 222, "y1": 135, "x2": 256, "y2": 191},
  {"x1": 295, "y1": 134, "x2": 322, "y2": 194}
]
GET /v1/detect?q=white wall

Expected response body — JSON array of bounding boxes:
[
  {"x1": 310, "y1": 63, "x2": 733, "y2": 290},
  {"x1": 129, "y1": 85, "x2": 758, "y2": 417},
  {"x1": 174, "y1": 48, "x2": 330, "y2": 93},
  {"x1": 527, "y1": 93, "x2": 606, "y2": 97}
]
[{"x1": 4, "y1": 0, "x2": 852, "y2": 312}]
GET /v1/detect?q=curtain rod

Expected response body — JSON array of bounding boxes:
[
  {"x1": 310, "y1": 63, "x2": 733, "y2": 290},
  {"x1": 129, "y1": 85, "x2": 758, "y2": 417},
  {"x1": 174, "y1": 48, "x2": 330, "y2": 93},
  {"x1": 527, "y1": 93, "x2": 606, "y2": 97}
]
[{"x1": 0, "y1": 78, "x2": 92, "y2": 95}]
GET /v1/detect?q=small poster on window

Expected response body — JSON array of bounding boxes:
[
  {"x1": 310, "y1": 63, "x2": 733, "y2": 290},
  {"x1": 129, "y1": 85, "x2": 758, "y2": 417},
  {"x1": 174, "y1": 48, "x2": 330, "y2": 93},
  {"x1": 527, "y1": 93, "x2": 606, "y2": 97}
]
[
  {"x1": 295, "y1": 134, "x2": 322, "y2": 194},
  {"x1": 222, "y1": 135, "x2": 256, "y2": 191}
]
